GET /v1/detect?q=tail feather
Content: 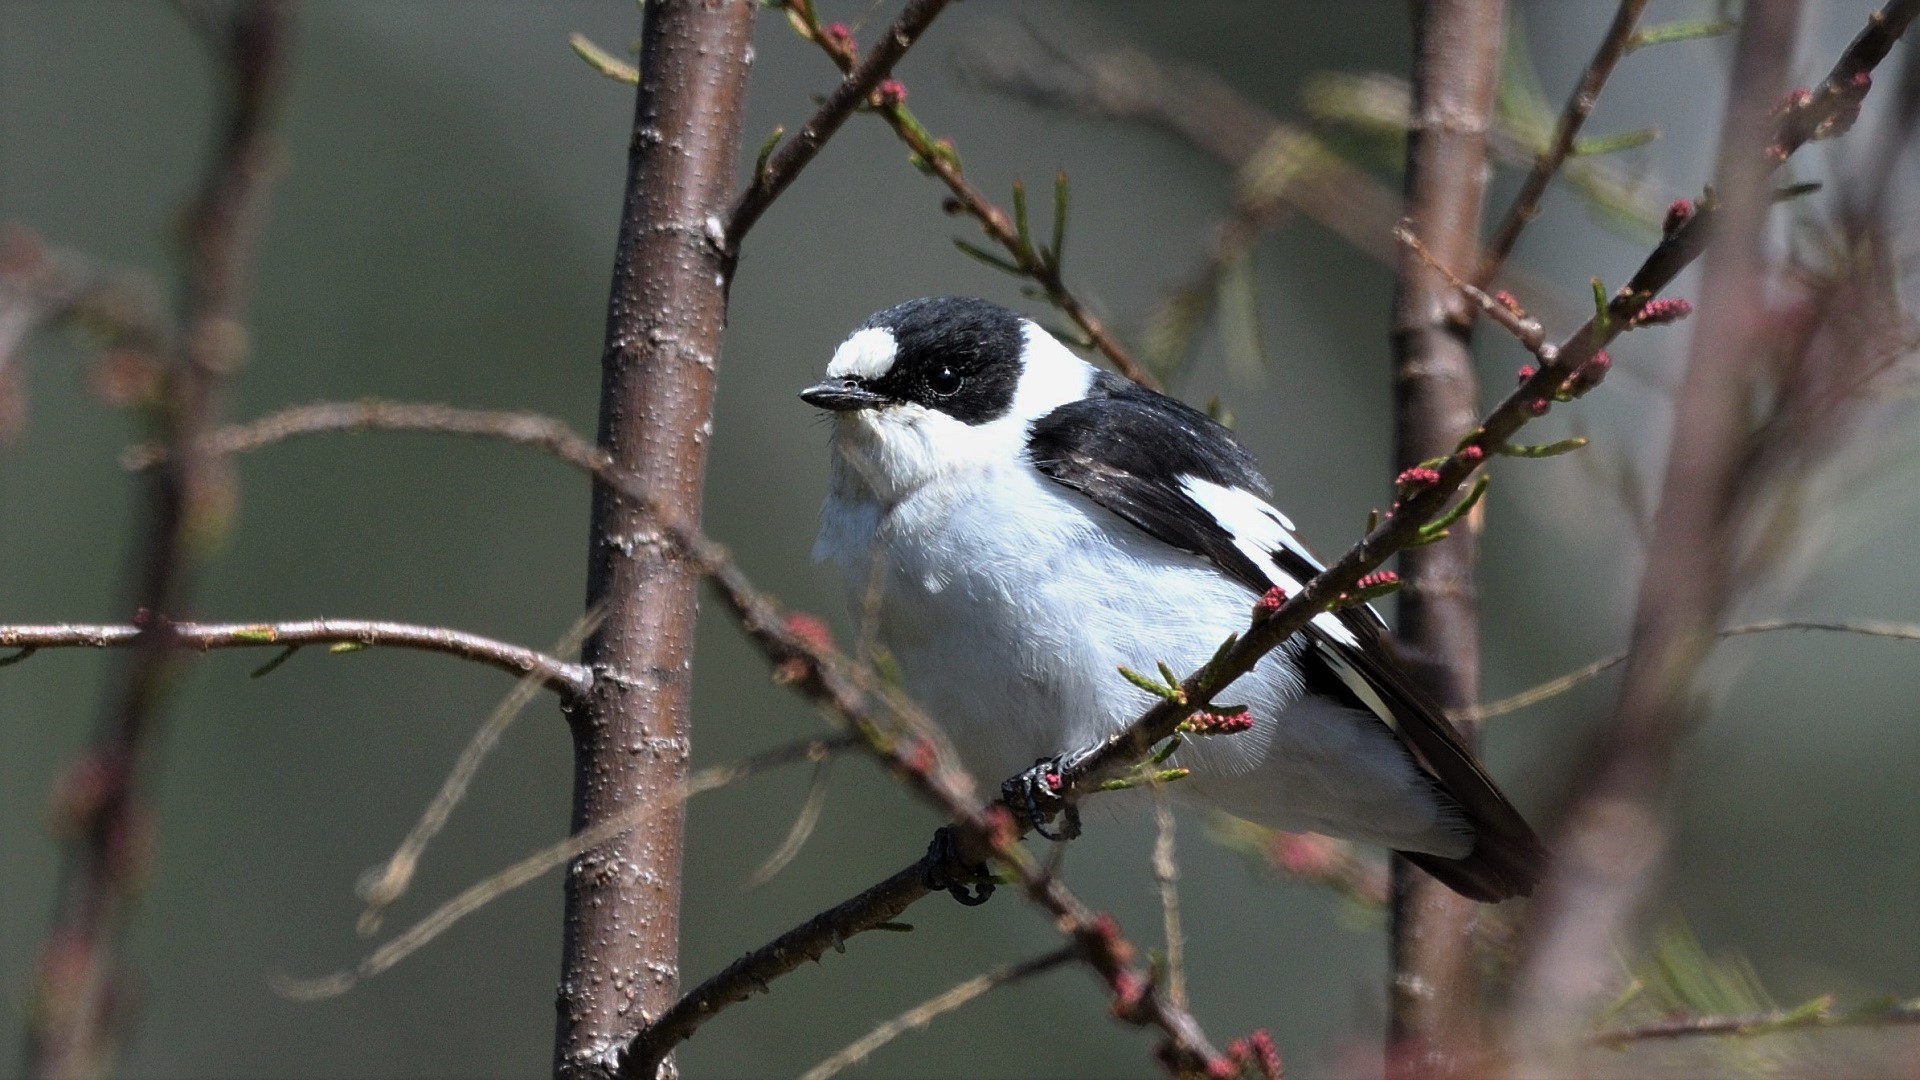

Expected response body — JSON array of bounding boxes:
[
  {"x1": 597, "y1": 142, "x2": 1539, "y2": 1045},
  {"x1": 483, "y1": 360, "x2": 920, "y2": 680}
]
[{"x1": 1397, "y1": 822, "x2": 1546, "y2": 903}]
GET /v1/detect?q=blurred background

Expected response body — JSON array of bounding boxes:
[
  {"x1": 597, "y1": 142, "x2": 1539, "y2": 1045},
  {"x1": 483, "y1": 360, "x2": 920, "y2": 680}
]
[{"x1": 3, "y1": 2, "x2": 1917, "y2": 1077}]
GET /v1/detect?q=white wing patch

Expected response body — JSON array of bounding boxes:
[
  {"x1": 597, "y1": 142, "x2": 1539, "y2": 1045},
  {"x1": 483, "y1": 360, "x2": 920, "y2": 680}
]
[
  {"x1": 1178, "y1": 476, "x2": 1358, "y2": 647},
  {"x1": 826, "y1": 326, "x2": 899, "y2": 380}
]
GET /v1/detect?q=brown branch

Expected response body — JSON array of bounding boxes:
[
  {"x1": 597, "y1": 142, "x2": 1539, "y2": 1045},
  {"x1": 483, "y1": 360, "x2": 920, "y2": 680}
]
[
  {"x1": 1385, "y1": 1, "x2": 1506, "y2": 1072},
  {"x1": 780, "y1": 0, "x2": 1157, "y2": 389},
  {"x1": 1587, "y1": 997, "x2": 1920, "y2": 1047},
  {"x1": 1468, "y1": 618, "x2": 1920, "y2": 721},
  {"x1": 124, "y1": 399, "x2": 606, "y2": 471},
  {"x1": 0, "y1": 620, "x2": 589, "y2": 698},
  {"x1": 798, "y1": 946, "x2": 1079, "y2": 1080},
  {"x1": 1477, "y1": 0, "x2": 1651, "y2": 284},
  {"x1": 722, "y1": 0, "x2": 953, "y2": 259},
  {"x1": 25, "y1": 7, "x2": 290, "y2": 1078},
  {"x1": 555, "y1": 0, "x2": 754, "y2": 1077},
  {"x1": 272, "y1": 734, "x2": 853, "y2": 1003}
]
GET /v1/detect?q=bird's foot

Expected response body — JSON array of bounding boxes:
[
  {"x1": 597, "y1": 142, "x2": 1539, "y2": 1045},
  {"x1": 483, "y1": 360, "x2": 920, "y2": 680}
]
[
  {"x1": 1002, "y1": 755, "x2": 1083, "y2": 842},
  {"x1": 921, "y1": 826, "x2": 995, "y2": 906}
]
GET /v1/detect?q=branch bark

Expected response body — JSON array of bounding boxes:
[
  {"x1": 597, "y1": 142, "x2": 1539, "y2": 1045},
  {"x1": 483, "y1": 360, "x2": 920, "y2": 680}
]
[
  {"x1": 1385, "y1": 3, "x2": 1504, "y2": 1070},
  {"x1": 554, "y1": 2, "x2": 755, "y2": 1078}
]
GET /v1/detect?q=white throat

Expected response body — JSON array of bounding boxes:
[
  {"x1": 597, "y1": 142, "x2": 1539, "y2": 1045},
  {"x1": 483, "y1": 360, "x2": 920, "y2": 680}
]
[{"x1": 825, "y1": 322, "x2": 1094, "y2": 507}]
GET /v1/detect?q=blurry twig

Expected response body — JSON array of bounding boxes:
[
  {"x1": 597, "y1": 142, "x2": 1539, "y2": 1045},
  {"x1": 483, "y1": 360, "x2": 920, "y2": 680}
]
[
  {"x1": 355, "y1": 607, "x2": 606, "y2": 936},
  {"x1": 1468, "y1": 618, "x2": 1920, "y2": 721},
  {"x1": 273, "y1": 735, "x2": 855, "y2": 1001},
  {"x1": 797, "y1": 947, "x2": 1078, "y2": 1080},
  {"x1": 27, "y1": 9, "x2": 291, "y2": 1063},
  {"x1": 1478, "y1": 0, "x2": 1651, "y2": 283},
  {"x1": 1151, "y1": 790, "x2": 1186, "y2": 1010},
  {"x1": 744, "y1": 755, "x2": 835, "y2": 889},
  {"x1": 1209, "y1": 816, "x2": 1390, "y2": 909},
  {"x1": 1588, "y1": 997, "x2": 1920, "y2": 1046}
]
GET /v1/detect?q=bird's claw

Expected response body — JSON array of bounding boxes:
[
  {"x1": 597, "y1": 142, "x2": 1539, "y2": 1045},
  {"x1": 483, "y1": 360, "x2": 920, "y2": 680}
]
[
  {"x1": 921, "y1": 826, "x2": 995, "y2": 906},
  {"x1": 1002, "y1": 756, "x2": 1082, "y2": 841}
]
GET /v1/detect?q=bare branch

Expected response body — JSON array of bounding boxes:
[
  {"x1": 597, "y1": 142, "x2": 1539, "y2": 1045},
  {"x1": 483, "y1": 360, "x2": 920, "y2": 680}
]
[
  {"x1": 356, "y1": 609, "x2": 605, "y2": 936},
  {"x1": 0, "y1": 619, "x2": 591, "y2": 699},
  {"x1": 1588, "y1": 996, "x2": 1920, "y2": 1047},
  {"x1": 744, "y1": 755, "x2": 834, "y2": 889},
  {"x1": 1505, "y1": 0, "x2": 1920, "y2": 1063},
  {"x1": 797, "y1": 947, "x2": 1078, "y2": 1080},
  {"x1": 1150, "y1": 791, "x2": 1187, "y2": 1011},
  {"x1": 1469, "y1": 618, "x2": 1920, "y2": 721},
  {"x1": 779, "y1": 0, "x2": 1156, "y2": 389},
  {"x1": 26, "y1": 7, "x2": 292, "y2": 1074},
  {"x1": 723, "y1": 0, "x2": 954, "y2": 257},
  {"x1": 272, "y1": 736, "x2": 852, "y2": 1002},
  {"x1": 1478, "y1": 1, "x2": 1652, "y2": 284}
]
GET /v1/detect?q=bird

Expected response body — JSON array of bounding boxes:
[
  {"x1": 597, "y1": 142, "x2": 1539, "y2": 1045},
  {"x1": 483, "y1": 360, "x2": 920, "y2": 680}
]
[{"x1": 801, "y1": 296, "x2": 1544, "y2": 902}]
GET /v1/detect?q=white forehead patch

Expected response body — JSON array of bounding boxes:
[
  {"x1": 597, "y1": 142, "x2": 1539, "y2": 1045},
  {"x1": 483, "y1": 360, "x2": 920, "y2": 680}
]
[{"x1": 826, "y1": 327, "x2": 899, "y2": 380}]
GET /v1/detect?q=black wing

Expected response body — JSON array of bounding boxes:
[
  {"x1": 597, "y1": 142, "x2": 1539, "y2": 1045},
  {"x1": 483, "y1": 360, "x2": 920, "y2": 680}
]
[{"x1": 1026, "y1": 373, "x2": 1544, "y2": 901}]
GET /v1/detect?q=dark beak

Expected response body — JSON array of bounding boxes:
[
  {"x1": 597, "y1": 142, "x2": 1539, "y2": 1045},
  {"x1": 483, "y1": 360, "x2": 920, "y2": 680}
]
[{"x1": 800, "y1": 378, "x2": 890, "y2": 412}]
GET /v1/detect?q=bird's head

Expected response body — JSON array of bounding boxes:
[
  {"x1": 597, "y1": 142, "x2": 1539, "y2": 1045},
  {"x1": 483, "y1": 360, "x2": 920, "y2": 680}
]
[{"x1": 802, "y1": 296, "x2": 1092, "y2": 502}]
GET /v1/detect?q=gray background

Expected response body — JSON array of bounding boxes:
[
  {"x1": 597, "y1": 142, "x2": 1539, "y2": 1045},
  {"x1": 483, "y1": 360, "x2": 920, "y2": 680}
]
[{"x1": 3, "y1": 2, "x2": 1916, "y2": 1077}]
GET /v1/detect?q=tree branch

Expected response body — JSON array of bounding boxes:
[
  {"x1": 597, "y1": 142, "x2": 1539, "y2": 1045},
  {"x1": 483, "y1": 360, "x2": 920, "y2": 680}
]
[
  {"x1": 778, "y1": 0, "x2": 1157, "y2": 389},
  {"x1": 1587, "y1": 997, "x2": 1920, "y2": 1047},
  {"x1": 1468, "y1": 618, "x2": 1920, "y2": 721},
  {"x1": 1477, "y1": 0, "x2": 1651, "y2": 284},
  {"x1": 25, "y1": 7, "x2": 290, "y2": 1077},
  {"x1": 0, "y1": 620, "x2": 591, "y2": 699},
  {"x1": 555, "y1": 0, "x2": 755, "y2": 1076},
  {"x1": 1386, "y1": 1, "x2": 1505, "y2": 1071},
  {"x1": 722, "y1": 0, "x2": 953, "y2": 260},
  {"x1": 798, "y1": 946, "x2": 1079, "y2": 1080}
]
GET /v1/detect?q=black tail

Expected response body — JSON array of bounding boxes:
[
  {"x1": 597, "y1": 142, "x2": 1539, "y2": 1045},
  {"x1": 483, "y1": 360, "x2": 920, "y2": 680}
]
[{"x1": 1396, "y1": 823, "x2": 1546, "y2": 903}]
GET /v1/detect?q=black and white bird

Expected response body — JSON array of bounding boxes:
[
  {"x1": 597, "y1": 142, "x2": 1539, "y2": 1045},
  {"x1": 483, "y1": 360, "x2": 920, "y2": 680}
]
[{"x1": 802, "y1": 296, "x2": 1543, "y2": 901}]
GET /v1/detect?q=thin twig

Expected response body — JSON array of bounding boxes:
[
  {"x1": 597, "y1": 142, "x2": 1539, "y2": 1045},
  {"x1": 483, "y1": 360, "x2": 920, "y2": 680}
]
[
  {"x1": 1468, "y1": 618, "x2": 1920, "y2": 720},
  {"x1": 780, "y1": 0, "x2": 1157, "y2": 389},
  {"x1": 723, "y1": 0, "x2": 954, "y2": 259},
  {"x1": 0, "y1": 620, "x2": 591, "y2": 699},
  {"x1": 355, "y1": 607, "x2": 605, "y2": 936},
  {"x1": 1588, "y1": 996, "x2": 1920, "y2": 1047},
  {"x1": 797, "y1": 946, "x2": 1078, "y2": 1080},
  {"x1": 271, "y1": 735, "x2": 854, "y2": 1002},
  {"x1": 1151, "y1": 791, "x2": 1187, "y2": 1011},
  {"x1": 744, "y1": 756, "x2": 835, "y2": 889},
  {"x1": 1478, "y1": 0, "x2": 1652, "y2": 284}
]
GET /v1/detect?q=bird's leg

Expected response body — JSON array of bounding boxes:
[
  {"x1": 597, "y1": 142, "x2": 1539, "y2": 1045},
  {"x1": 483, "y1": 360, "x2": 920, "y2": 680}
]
[
  {"x1": 920, "y1": 826, "x2": 995, "y2": 906},
  {"x1": 1002, "y1": 754, "x2": 1084, "y2": 842}
]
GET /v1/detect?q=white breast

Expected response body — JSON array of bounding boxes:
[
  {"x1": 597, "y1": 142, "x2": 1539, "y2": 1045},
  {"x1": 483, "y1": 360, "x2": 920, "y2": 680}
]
[{"x1": 814, "y1": 455, "x2": 1469, "y2": 856}]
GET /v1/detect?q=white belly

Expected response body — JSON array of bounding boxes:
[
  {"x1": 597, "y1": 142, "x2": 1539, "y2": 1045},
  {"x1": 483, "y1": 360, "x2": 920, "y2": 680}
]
[{"x1": 815, "y1": 459, "x2": 1465, "y2": 854}]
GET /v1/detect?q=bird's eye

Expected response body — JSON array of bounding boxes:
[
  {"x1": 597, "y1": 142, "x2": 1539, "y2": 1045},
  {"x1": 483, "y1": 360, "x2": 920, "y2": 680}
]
[{"x1": 927, "y1": 365, "x2": 964, "y2": 397}]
